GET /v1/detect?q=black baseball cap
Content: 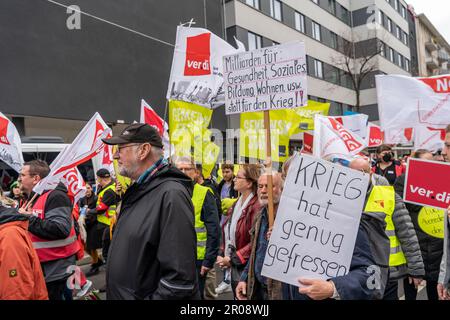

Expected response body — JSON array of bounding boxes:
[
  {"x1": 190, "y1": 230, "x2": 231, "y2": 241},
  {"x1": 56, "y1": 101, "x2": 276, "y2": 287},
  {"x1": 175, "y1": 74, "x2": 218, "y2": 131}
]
[
  {"x1": 102, "y1": 123, "x2": 163, "y2": 148},
  {"x1": 96, "y1": 168, "x2": 111, "y2": 178}
]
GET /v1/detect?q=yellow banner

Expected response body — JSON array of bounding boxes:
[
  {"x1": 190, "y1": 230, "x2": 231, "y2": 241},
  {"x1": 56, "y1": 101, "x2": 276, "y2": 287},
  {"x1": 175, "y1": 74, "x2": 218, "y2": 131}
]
[
  {"x1": 202, "y1": 142, "x2": 221, "y2": 178},
  {"x1": 239, "y1": 109, "x2": 302, "y2": 162},
  {"x1": 169, "y1": 100, "x2": 213, "y2": 159},
  {"x1": 292, "y1": 100, "x2": 330, "y2": 134}
]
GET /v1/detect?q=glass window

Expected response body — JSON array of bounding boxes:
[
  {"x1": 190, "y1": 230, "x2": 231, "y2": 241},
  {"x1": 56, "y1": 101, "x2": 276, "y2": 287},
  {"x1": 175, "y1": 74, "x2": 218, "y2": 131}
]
[
  {"x1": 314, "y1": 59, "x2": 323, "y2": 78},
  {"x1": 394, "y1": 0, "x2": 399, "y2": 11},
  {"x1": 295, "y1": 12, "x2": 305, "y2": 33},
  {"x1": 397, "y1": 54, "x2": 403, "y2": 68},
  {"x1": 378, "y1": 10, "x2": 384, "y2": 25},
  {"x1": 330, "y1": 32, "x2": 338, "y2": 49},
  {"x1": 312, "y1": 21, "x2": 321, "y2": 41},
  {"x1": 403, "y1": 32, "x2": 408, "y2": 45},
  {"x1": 401, "y1": 5, "x2": 407, "y2": 18},
  {"x1": 248, "y1": 32, "x2": 262, "y2": 50},
  {"x1": 340, "y1": 7, "x2": 350, "y2": 24},
  {"x1": 270, "y1": 0, "x2": 282, "y2": 21},
  {"x1": 328, "y1": 0, "x2": 336, "y2": 15},
  {"x1": 389, "y1": 48, "x2": 394, "y2": 62},
  {"x1": 246, "y1": 0, "x2": 260, "y2": 9},
  {"x1": 387, "y1": 18, "x2": 392, "y2": 33},
  {"x1": 380, "y1": 42, "x2": 385, "y2": 57},
  {"x1": 405, "y1": 58, "x2": 410, "y2": 72},
  {"x1": 396, "y1": 26, "x2": 401, "y2": 39}
]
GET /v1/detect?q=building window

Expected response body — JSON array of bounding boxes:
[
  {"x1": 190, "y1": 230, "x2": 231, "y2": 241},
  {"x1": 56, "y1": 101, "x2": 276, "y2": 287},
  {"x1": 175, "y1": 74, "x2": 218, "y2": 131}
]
[
  {"x1": 394, "y1": 0, "x2": 399, "y2": 11},
  {"x1": 270, "y1": 0, "x2": 282, "y2": 21},
  {"x1": 380, "y1": 42, "x2": 386, "y2": 57},
  {"x1": 314, "y1": 59, "x2": 323, "y2": 78},
  {"x1": 327, "y1": 0, "x2": 336, "y2": 15},
  {"x1": 330, "y1": 32, "x2": 338, "y2": 49},
  {"x1": 401, "y1": 5, "x2": 407, "y2": 18},
  {"x1": 295, "y1": 12, "x2": 305, "y2": 33},
  {"x1": 312, "y1": 21, "x2": 321, "y2": 41},
  {"x1": 245, "y1": 0, "x2": 260, "y2": 9},
  {"x1": 248, "y1": 32, "x2": 262, "y2": 50},
  {"x1": 378, "y1": 10, "x2": 384, "y2": 25},
  {"x1": 340, "y1": 7, "x2": 350, "y2": 24},
  {"x1": 405, "y1": 58, "x2": 410, "y2": 72},
  {"x1": 389, "y1": 48, "x2": 394, "y2": 62},
  {"x1": 396, "y1": 26, "x2": 401, "y2": 39},
  {"x1": 403, "y1": 31, "x2": 408, "y2": 45},
  {"x1": 387, "y1": 18, "x2": 393, "y2": 33},
  {"x1": 397, "y1": 54, "x2": 403, "y2": 68}
]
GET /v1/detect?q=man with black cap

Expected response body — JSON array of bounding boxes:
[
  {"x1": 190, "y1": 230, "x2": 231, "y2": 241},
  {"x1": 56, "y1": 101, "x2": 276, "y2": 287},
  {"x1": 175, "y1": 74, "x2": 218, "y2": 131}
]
[
  {"x1": 102, "y1": 123, "x2": 199, "y2": 300},
  {"x1": 85, "y1": 168, "x2": 117, "y2": 276}
]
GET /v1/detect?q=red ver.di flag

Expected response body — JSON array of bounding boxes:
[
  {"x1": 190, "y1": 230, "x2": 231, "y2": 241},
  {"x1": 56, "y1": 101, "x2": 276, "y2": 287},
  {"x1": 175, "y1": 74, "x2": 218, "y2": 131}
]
[
  {"x1": 404, "y1": 158, "x2": 450, "y2": 209},
  {"x1": 0, "y1": 111, "x2": 24, "y2": 172},
  {"x1": 166, "y1": 26, "x2": 243, "y2": 108}
]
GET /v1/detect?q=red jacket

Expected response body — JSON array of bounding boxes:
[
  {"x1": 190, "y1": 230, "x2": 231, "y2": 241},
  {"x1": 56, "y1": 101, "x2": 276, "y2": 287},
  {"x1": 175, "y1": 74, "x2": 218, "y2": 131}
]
[
  {"x1": 0, "y1": 217, "x2": 48, "y2": 300},
  {"x1": 221, "y1": 194, "x2": 261, "y2": 265}
]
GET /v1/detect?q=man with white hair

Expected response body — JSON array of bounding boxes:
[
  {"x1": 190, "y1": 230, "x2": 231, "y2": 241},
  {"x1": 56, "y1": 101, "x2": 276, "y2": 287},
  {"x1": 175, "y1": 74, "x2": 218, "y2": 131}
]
[{"x1": 235, "y1": 172, "x2": 284, "y2": 300}]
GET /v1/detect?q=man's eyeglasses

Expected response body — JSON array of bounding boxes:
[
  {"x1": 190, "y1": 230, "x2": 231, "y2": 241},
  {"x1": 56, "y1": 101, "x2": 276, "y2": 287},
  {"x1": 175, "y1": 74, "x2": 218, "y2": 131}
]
[{"x1": 115, "y1": 143, "x2": 142, "y2": 153}]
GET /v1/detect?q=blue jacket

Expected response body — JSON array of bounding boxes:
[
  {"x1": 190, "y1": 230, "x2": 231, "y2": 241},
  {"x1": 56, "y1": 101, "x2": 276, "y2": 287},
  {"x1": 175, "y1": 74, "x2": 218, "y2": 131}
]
[{"x1": 282, "y1": 224, "x2": 376, "y2": 300}]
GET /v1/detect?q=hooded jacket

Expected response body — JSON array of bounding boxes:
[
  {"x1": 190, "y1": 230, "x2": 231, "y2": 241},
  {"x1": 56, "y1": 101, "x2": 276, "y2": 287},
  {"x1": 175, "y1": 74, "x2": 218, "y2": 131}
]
[
  {"x1": 106, "y1": 164, "x2": 199, "y2": 300},
  {"x1": 0, "y1": 207, "x2": 48, "y2": 300}
]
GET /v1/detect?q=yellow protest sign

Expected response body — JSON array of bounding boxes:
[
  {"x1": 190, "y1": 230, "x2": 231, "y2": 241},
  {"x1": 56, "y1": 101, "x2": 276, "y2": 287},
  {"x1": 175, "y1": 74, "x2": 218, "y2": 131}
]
[
  {"x1": 202, "y1": 142, "x2": 221, "y2": 178},
  {"x1": 169, "y1": 100, "x2": 213, "y2": 158},
  {"x1": 239, "y1": 109, "x2": 302, "y2": 162},
  {"x1": 292, "y1": 100, "x2": 330, "y2": 134},
  {"x1": 418, "y1": 207, "x2": 445, "y2": 239}
]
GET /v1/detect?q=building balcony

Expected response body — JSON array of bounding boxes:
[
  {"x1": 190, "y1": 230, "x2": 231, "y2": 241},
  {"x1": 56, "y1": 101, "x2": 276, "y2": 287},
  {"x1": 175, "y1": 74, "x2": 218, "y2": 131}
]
[
  {"x1": 426, "y1": 56, "x2": 439, "y2": 70},
  {"x1": 425, "y1": 40, "x2": 438, "y2": 52},
  {"x1": 438, "y1": 50, "x2": 450, "y2": 62}
]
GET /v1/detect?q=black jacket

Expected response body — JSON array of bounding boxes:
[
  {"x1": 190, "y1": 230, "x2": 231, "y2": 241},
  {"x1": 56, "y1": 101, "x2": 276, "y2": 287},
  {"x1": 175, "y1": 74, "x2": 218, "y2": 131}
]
[
  {"x1": 27, "y1": 183, "x2": 76, "y2": 282},
  {"x1": 106, "y1": 164, "x2": 199, "y2": 300},
  {"x1": 200, "y1": 191, "x2": 220, "y2": 268},
  {"x1": 394, "y1": 174, "x2": 443, "y2": 281}
]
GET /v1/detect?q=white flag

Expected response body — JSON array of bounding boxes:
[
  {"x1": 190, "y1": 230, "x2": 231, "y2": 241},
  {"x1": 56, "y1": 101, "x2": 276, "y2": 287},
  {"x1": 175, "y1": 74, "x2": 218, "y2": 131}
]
[
  {"x1": 332, "y1": 114, "x2": 369, "y2": 139},
  {"x1": 140, "y1": 99, "x2": 173, "y2": 159},
  {"x1": 384, "y1": 127, "x2": 414, "y2": 144},
  {"x1": 376, "y1": 74, "x2": 450, "y2": 130},
  {"x1": 414, "y1": 126, "x2": 446, "y2": 153},
  {"x1": 313, "y1": 115, "x2": 366, "y2": 160},
  {"x1": 0, "y1": 112, "x2": 24, "y2": 172},
  {"x1": 34, "y1": 113, "x2": 111, "y2": 195},
  {"x1": 166, "y1": 26, "x2": 243, "y2": 108}
]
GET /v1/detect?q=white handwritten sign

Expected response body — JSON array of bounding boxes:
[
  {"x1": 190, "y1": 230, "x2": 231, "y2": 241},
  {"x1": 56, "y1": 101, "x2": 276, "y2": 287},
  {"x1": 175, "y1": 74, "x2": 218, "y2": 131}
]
[
  {"x1": 223, "y1": 42, "x2": 307, "y2": 115},
  {"x1": 261, "y1": 154, "x2": 369, "y2": 286}
]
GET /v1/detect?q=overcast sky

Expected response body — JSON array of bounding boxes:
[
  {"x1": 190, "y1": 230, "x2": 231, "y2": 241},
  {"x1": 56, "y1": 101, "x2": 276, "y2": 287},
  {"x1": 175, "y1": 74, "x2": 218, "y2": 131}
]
[{"x1": 406, "y1": 0, "x2": 450, "y2": 43}]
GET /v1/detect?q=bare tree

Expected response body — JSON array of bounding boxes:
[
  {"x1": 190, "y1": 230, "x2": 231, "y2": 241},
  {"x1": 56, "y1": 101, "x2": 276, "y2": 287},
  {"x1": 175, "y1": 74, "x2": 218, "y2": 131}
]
[{"x1": 333, "y1": 37, "x2": 385, "y2": 112}]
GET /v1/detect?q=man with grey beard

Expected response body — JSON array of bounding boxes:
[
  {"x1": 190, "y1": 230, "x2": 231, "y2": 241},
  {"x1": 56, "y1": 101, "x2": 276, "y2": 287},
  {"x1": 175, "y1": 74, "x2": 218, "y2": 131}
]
[
  {"x1": 235, "y1": 172, "x2": 284, "y2": 300},
  {"x1": 102, "y1": 123, "x2": 199, "y2": 300}
]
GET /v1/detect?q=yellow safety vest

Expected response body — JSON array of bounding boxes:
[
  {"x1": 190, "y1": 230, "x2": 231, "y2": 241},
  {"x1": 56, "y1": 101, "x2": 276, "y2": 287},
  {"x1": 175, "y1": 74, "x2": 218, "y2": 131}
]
[
  {"x1": 364, "y1": 186, "x2": 407, "y2": 267},
  {"x1": 191, "y1": 184, "x2": 212, "y2": 261},
  {"x1": 418, "y1": 207, "x2": 445, "y2": 239},
  {"x1": 96, "y1": 183, "x2": 117, "y2": 226}
]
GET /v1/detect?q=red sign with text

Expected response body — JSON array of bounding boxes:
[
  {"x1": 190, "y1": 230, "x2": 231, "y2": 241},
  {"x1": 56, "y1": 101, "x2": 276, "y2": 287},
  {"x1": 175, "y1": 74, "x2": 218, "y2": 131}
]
[{"x1": 404, "y1": 158, "x2": 450, "y2": 209}]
